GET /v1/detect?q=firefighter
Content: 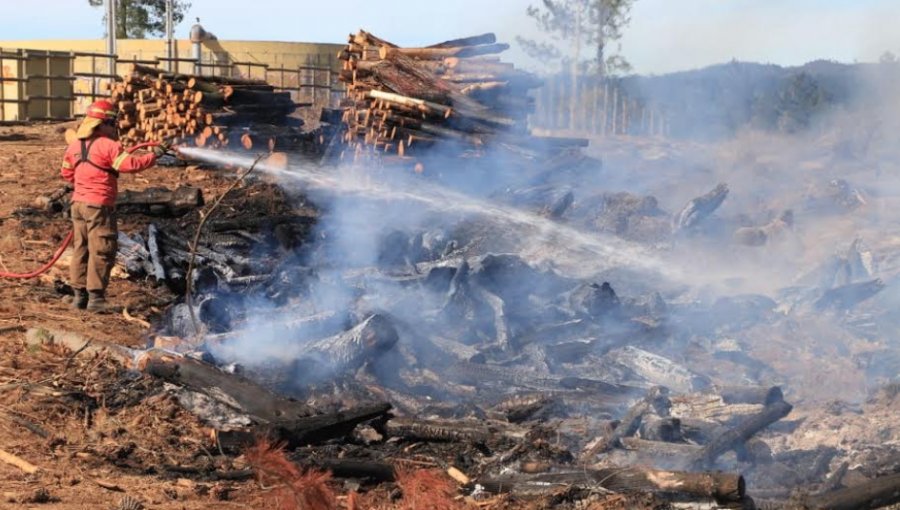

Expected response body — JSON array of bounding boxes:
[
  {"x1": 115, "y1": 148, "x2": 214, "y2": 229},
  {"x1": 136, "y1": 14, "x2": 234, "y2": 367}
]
[{"x1": 60, "y1": 100, "x2": 168, "y2": 311}]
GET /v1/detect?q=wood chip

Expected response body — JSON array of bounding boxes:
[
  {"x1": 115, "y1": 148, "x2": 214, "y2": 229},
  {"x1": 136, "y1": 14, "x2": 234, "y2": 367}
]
[
  {"x1": 93, "y1": 479, "x2": 124, "y2": 492},
  {"x1": 447, "y1": 466, "x2": 470, "y2": 485},
  {"x1": 0, "y1": 449, "x2": 40, "y2": 474}
]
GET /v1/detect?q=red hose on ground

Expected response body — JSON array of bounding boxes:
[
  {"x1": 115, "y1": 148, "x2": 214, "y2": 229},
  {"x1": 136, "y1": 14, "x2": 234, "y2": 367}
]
[
  {"x1": 0, "y1": 231, "x2": 74, "y2": 279},
  {"x1": 0, "y1": 142, "x2": 164, "y2": 279}
]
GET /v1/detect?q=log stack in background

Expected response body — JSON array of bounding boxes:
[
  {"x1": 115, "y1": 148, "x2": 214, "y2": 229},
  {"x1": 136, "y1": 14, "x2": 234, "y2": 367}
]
[
  {"x1": 336, "y1": 30, "x2": 587, "y2": 159},
  {"x1": 109, "y1": 64, "x2": 305, "y2": 152}
]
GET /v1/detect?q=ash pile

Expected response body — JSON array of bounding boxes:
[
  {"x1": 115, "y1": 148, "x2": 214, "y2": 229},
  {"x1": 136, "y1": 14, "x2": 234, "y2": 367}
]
[{"x1": 107, "y1": 32, "x2": 900, "y2": 510}]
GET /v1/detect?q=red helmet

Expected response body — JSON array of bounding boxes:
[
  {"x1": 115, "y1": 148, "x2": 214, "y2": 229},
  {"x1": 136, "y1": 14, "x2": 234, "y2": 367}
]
[{"x1": 85, "y1": 99, "x2": 117, "y2": 120}]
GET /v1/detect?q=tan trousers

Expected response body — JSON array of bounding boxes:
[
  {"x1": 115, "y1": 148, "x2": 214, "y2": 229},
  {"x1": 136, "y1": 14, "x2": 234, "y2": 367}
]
[{"x1": 70, "y1": 202, "x2": 118, "y2": 293}]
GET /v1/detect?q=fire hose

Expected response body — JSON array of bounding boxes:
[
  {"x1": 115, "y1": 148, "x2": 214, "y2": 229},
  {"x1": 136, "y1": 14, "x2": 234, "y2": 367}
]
[{"x1": 0, "y1": 142, "x2": 171, "y2": 279}]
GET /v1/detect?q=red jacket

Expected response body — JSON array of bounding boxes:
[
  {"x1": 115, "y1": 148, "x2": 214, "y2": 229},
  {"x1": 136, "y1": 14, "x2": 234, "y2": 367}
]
[{"x1": 61, "y1": 136, "x2": 156, "y2": 207}]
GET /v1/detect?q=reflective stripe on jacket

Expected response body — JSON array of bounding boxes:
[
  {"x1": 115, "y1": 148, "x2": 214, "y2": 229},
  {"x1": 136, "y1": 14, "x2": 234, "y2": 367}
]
[{"x1": 60, "y1": 136, "x2": 156, "y2": 207}]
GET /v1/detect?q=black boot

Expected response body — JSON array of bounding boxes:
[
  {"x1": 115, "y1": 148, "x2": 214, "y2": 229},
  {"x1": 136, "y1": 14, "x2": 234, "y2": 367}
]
[
  {"x1": 67, "y1": 288, "x2": 88, "y2": 310},
  {"x1": 87, "y1": 291, "x2": 112, "y2": 313}
]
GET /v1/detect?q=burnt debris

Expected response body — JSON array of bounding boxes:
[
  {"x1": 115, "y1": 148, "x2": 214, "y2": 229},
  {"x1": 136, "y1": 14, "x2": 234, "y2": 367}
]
[{"x1": 36, "y1": 28, "x2": 897, "y2": 510}]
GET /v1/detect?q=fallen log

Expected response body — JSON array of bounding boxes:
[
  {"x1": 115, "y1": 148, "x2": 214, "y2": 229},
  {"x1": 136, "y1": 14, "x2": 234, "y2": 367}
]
[
  {"x1": 301, "y1": 458, "x2": 395, "y2": 483},
  {"x1": 216, "y1": 402, "x2": 391, "y2": 450},
  {"x1": 603, "y1": 346, "x2": 709, "y2": 394},
  {"x1": 618, "y1": 437, "x2": 703, "y2": 468},
  {"x1": 678, "y1": 418, "x2": 726, "y2": 445},
  {"x1": 478, "y1": 467, "x2": 745, "y2": 503},
  {"x1": 287, "y1": 314, "x2": 399, "y2": 382},
  {"x1": 690, "y1": 399, "x2": 793, "y2": 469},
  {"x1": 384, "y1": 417, "x2": 521, "y2": 443},
  {"x1": 205, "y1": 214, "x2": 316, "y2": 233},
  {"x1": 814, "y1": 279, "x2": 884, "y2": 311},
  {"x1": 386, "y1": 417, "x2": 489, "y2": 443},
  {"x1": 673, "y1": 183, "x2": 729, "y2": 232},
  {"x1": 116, "y1": 185, "x2": 204, "y2": 217},
  {"x1": 797, "y1": 472, "x2": 900, "y2": 510},
  {"x1": 595, "y1": 386, "x2": 670, "y2": 453},
  {"x1": 0, "y1": 448, "x2": 40, "y2": 474},
  {"x1": 137, "y1": 349, "x2": 316, "y2": 423},
  {"x1": 593, "y1": 467, "x2": 745, "y2": 503}
]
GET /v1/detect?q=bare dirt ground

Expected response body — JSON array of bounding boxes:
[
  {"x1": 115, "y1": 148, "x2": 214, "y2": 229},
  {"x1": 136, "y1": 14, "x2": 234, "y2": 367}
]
[{"x1": 0, "y1": 122, "x2": 266, "y2": 509}]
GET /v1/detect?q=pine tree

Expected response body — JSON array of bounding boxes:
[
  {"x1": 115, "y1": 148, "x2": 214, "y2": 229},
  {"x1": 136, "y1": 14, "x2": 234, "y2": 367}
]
[
  {"x1": 517, "y1": 0, "x2": 634, "y2": 77},
  {"x1": 517, "y1": 0, "x2": 635, "y2": 129}
]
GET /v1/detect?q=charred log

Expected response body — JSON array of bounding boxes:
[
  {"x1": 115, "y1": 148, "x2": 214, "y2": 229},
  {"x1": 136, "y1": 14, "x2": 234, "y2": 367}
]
[
  {"x1": 478, "y1": 467, "x2": 745, "y2": 503},
  {"x1": 491, "y1": 393, "x2": 556, "y2": 423},
  {"x1": 673, "y1": 183, "x2": 729, "y2": 232},
  {"x1": 286, "y1": 314, "x2": 399, "y2": 384},
  {"x1": 137, "y1": 349, "x2": 315, "y2": 422},
  {"x1": 639, "y1": 417, "x2": 684, "y2": 442},
  {"x1": 814, "y1": 279, "x2": 885, "y2": 311},
  {"x1": 216, "y1": 402, "x2": 392, "y2": 450},
  {"x1": 383, "y1": 416, "x2": 518, "y2": 443},
  {"x1": 116, "y1": 186, "x2": 204, "y2": 217},
  {"x1": 594, "y1": 386, "x2": 670, "y2": 453},
  {"x1": 796, "y1": 472, "x2": 900, "y2": 510},
  {"x1": 691, "y1": 399, "x2": 793, "y2": 469}
]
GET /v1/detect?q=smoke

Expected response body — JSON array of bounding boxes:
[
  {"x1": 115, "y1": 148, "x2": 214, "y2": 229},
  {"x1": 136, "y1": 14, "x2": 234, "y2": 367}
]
[
  {"x1": 585, "y1": 61, "x2": 900, "y2": 402},
  {"x1": 178, "y1": 148, "x2": 677, "y2": 278},
  {"x1": 177, "y1": 147, "x2": 685, "y2": 390},
  {"x1": 174, "y1": 56, "x2": 900, "y2": 406}
]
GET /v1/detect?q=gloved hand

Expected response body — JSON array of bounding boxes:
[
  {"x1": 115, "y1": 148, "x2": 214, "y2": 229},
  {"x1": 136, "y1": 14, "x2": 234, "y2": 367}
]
[{"x1": 152, "y1": 142, "x2": 171, "y2": 157}]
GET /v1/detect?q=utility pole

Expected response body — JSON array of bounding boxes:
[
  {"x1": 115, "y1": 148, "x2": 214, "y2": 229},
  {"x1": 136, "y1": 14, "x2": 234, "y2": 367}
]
[
  {"x1": 165, "y1": 0, "x2": 175, "y2": 72},
  {"x1": 106, "y1": 0, "x2": 117, "y2": 76}
]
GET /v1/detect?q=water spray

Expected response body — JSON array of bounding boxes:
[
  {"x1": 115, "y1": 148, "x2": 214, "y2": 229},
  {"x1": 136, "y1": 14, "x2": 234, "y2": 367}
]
[{"x1": 178, "y1": 147, "x2": 683, "y2": 282}]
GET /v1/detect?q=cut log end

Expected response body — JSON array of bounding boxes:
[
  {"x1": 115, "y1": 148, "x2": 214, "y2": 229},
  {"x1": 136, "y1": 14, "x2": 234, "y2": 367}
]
[{"x1": 240, "y1": 133, "x2": 253, "y2": 150}]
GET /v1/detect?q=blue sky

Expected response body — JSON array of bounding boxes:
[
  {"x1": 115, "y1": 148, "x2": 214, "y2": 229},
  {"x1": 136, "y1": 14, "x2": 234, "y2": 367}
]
[{"x1": 4, "y1": 0, "x2": 898, "y2": 74}]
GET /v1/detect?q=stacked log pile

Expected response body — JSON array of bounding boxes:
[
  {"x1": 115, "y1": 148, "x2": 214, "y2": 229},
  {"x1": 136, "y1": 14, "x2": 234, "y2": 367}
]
[
  {"x1": 109, "y1": 64, "x2": 304, "y2": 151},
  {"x1": 337, "y1": 30, "x2": 586, "y2": 158}
]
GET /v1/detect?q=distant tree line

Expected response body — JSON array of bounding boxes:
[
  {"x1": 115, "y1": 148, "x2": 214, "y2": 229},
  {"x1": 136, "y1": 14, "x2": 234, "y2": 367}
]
[{"x1": 532, "y1": 58, "x2": 900, "y2": 140}]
